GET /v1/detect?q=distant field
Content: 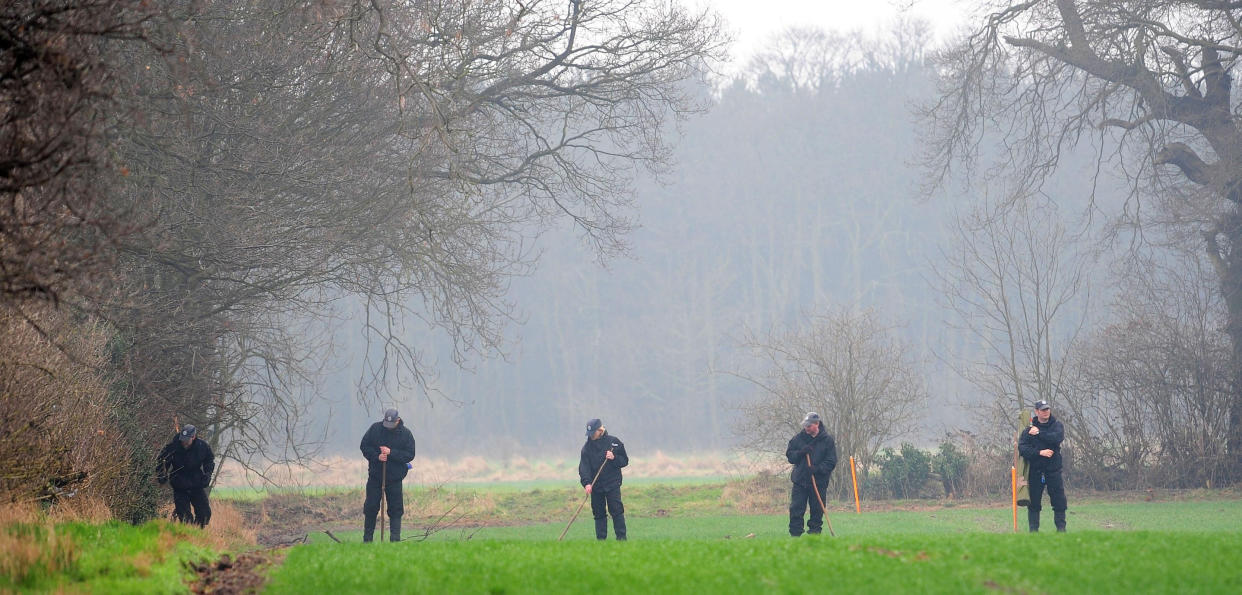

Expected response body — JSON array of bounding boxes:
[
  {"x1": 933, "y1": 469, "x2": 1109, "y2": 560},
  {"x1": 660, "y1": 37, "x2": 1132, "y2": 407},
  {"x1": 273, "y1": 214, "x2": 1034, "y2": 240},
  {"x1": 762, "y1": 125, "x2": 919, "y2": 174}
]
[
  {"x1": 213, "y1": 473, "x2": 734, "y2": 501},
  {"x1": 268, "y1": 499, "x2": 1242, "y2": 594},
  {"x1": 212, "y1": 452, "x2": 763, "y2": 489},
  {"x1": 216, "y1": 473, "x2": 1242, "y2": 552}
]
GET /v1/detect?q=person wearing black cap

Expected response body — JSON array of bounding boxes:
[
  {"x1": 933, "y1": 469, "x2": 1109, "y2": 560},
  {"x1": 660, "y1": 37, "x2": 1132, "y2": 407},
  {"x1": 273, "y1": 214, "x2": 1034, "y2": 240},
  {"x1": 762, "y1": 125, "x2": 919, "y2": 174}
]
[
  {"x1": 1018, "y1": 400, "x2": 1067, "y2": 532},
  {"x1": 579, "y1": 418, "x2": 629, "y2": 540},
  {"x1": 156, "y1": 424, "x2": 214, "y2": 527},
  {"x1": 360, "y1": 408, "x2": 416, "y2": 542},
  {"x1": 785, "y1": 412, "x2": 837, "y2": 536}
]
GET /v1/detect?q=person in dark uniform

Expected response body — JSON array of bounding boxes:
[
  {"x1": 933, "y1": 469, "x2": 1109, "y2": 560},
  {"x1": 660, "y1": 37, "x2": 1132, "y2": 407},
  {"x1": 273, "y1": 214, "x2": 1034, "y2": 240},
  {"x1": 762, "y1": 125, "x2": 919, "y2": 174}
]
[
  {"x1": 1019, "y1": 400, "x2": 1067, "y2": 532},
  {"x1": 157, "y1": 424, "x2": 214, "y2": 527},
  {"x1": 785, "y1": 412, "x2": 837, "y2": 536},
  {"x1": 360, "y1": 408, "x2": 416, "y2": 542},
  {"x1": 579, "y1": 418, "x2": 629, "y2": 540}
]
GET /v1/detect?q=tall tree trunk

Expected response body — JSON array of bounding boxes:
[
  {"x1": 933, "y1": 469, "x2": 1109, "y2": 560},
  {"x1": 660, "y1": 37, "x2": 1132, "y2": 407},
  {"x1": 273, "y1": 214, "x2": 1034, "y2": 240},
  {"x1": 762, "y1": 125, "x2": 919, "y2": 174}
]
[{"x1": 1222, "y1": 208, "x2": 1242, "y2": 484}]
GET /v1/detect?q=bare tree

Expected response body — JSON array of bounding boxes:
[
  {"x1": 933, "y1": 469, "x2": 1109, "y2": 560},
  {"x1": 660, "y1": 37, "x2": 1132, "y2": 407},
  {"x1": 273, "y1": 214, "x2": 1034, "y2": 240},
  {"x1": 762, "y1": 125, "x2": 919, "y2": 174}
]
[
  {"x1": 732, "y1": 307, "x2": 926, "y2": 488},
  {"x1": 745, "y1": 27, "x2": 862, "y2": 93},
  {"x1": 89, "y1": 0, "x2": 727, "y2": 478},
  {"x1": 0, "y1": 1, "x2": 156, "y2": 305},
  {"x1": 932, "y1": 195, "x2": 1092, "y2": 444},
  {"x1": 1065, "y1": 248, "x2": 1232, "y2": 488},
  {"x1": 0, "y1": 0, "x2": 726, "y2": 513},
  {"x1": 922, "y1": 0, "x2": 1242, "y2": 479}
]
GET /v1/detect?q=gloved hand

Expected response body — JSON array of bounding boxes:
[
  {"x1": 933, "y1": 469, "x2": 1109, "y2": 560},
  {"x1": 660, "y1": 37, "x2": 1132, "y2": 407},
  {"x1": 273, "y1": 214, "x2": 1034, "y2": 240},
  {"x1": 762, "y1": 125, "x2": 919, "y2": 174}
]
[{"x1": 799, "y1": 445, "x2": 814, "y2": 457}]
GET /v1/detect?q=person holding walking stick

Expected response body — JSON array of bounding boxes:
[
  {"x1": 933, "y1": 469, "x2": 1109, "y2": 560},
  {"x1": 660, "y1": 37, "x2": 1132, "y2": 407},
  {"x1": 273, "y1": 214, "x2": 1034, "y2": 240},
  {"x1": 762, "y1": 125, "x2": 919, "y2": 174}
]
[
  {"x1": 578, "y1": 418, "x2": 629, "y2": 540},
  {"x1": 785, "y1": 412, "x2": 837, "y2": 537},
  {"x1": 1019, "y1": 400, "x2": 1067, "y2": 532},
  {"x1": 360, "y1": 408, "x2": 416, "y2": 542}
]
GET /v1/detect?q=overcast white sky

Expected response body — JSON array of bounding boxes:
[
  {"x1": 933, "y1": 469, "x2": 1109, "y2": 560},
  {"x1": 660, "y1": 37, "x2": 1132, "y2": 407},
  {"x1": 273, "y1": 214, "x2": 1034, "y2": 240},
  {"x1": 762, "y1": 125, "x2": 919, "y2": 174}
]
[{"x1": 694, "y1": 0, "x2": 974, "y2": 65}]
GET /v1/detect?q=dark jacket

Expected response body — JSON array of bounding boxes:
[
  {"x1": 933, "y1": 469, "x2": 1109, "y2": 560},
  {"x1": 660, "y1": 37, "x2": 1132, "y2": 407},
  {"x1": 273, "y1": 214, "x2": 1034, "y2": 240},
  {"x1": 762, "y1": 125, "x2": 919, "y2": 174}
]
[
  {"x1": 786, "y1": 422, "x2": 837, "y2": 487},
  {"x1": 157, "y1": 436, "x2": 215, "y2": 491},
  {"x1": 360, "y1": 420, "x2": 416, "y2": 482},
  {"x1": 579, "y1": 432, "x2": 628, "y2": 492},
  {"x1": 1018, "y1": 414, "x2": 1064, "y2": 473}
]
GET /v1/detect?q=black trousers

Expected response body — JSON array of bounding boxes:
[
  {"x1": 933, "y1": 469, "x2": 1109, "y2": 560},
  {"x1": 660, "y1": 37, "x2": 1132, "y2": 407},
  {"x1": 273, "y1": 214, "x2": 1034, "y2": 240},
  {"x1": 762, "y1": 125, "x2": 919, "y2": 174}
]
[
  {"x1": 363, "y1": 474, "x2": 404, "y2": 541},
  {"x1": 1027, "y1": 468, "x2": 1067, "y2": 530},
  {"x1": 590, "y1": 487, "x2": 626, "y2": 540},
  {"x1": 789, "y1": 482, "x2": 827, "y2": 536},
  {"x1": 172, "y1": 487, "x2": 211, "y2": 528}
]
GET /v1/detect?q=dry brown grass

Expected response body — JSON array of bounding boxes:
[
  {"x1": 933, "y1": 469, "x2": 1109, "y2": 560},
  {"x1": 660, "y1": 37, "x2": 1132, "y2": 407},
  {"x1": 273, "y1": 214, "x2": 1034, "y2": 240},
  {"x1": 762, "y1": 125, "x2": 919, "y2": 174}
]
[
  {"x1": 721, "y1": 470, "x2": 789, "y2": 513},
  {"x1": 42, "y1": 496, "x2": 113, "y2": 524},
  {"x1": 0, "y1": 502, "x2": 39, "y2": 527},
  {"x1": 215, "y1": 450, "x2": 770, "y2": 489},
  {"x1": 150, "y1": 499, "x2": 257, "y2": 552},
  {"x1": 0, "y1": 303, "x2": 147, "y2": 517},
  {"x1": 198, "y1": 500, "x2": 257, "y2": 551},
  {"x1": 0, "y1": 503, "x2": 77, "y2": 586}
]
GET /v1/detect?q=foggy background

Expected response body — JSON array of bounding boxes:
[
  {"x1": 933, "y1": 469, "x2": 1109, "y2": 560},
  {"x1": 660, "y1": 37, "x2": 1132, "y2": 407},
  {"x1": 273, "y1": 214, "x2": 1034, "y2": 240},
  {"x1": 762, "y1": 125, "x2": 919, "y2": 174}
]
[
  {"x1": 309, "y1": 21, "x2": 1122, "y2": 460},
  {"x1": 7, "y1": 0, "x2": 1237, "y2": 521}
]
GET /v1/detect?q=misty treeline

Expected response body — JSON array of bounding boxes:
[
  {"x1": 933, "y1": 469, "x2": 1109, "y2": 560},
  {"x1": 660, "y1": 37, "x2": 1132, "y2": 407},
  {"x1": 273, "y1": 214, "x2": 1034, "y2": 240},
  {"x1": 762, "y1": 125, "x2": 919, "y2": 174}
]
[
  {"x1": 372, "y1": 9, "x2": 1240, "y2": 497},
  {"x1": 2, "y1": 0, "x2": 1239, "y2": 519},
  {"x1": 0, "y1": 0, "x2": 725, "y2": 519}
]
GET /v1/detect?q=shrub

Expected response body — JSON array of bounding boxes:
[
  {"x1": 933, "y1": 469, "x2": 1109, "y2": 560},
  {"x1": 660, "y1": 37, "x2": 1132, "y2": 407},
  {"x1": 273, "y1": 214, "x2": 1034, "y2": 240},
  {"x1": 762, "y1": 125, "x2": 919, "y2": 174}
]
[
  {"x1": 876, "y1": 443, "x2": 931, "y2": 499},
  {"x1": 933, "y1": 441, "x2": 969, "y2": 497},
  {"x1": 0, "y1": 304, "x2": 152, "y2": 521}
]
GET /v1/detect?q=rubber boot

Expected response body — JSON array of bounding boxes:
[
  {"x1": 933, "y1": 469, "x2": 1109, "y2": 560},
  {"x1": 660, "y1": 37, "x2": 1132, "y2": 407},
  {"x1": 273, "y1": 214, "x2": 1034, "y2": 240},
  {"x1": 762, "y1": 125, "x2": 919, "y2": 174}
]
[
  {"x1": 613, "y1": 514, "x2": 627, "y2": 541},
  {"x1": 1027, "y1": 508, "x2": 1040, "y2": 533},
  {"x1": 594, "y1": 517, "x2": 608, "y2": 540},
  {"x1": 389, "y1": 516, "x2": 401, "y2": 542},
  {"x1": 363, "y1": 515, "x2": 376, "y2": 543},
  {"x1": 1054, "y1": 510, "x2": 1066, "y2": 533}
]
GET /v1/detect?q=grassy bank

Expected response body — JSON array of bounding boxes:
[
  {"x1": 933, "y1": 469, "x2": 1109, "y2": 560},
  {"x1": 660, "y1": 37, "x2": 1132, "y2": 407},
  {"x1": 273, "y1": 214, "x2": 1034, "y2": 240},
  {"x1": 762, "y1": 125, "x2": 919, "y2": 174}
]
[
  {"x1": 1, "y1": 519, "x2": 216, "y2": 593},
  {"x1": 0, "y1": 501, "x2": 254, "y2": 593}
]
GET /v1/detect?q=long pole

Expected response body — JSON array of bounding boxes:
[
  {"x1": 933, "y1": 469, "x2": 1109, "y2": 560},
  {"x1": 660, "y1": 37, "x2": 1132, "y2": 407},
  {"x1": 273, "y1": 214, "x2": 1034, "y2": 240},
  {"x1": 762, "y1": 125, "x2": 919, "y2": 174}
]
[
  {"x1": 807, "y1": 453, "x2": 835, "y2": 537},
  {"x1": 558, "y1": 452, "x2": 610, "y2": 542},
  {"x1": 1010, "y1": 465, "x2": 1017, "y2": 532},
  {"x1": 380, "y1": 460, "x2": 387, "y2": 542},
  {"x1": 849, "y1": 456, "x2": 860, "y2": 514}
]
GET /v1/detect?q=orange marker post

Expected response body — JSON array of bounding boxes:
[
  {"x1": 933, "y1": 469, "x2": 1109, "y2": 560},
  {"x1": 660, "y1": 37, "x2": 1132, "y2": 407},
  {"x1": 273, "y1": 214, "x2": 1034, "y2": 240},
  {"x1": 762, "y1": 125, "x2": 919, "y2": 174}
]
[
  {"x1": 849, "y1": 456, "x2": 860, "y2": 514},
  {"x1": 1010, "y1": 465, "x2": 1018, "y2": 532}
]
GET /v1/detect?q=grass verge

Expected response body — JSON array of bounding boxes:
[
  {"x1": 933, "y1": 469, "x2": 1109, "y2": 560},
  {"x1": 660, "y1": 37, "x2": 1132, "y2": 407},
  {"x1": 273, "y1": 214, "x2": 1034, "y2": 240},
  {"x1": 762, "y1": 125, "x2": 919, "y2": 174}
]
[{"x1": 0, "y1": 499, "x2": 255, "y2": 593}]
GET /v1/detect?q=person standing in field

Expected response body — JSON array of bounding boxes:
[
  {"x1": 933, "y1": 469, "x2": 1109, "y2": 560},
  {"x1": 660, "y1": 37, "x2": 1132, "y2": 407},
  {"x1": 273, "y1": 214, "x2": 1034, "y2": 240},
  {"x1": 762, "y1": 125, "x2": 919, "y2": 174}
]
[
  {"x1": 157, "y1": 424, "x2": 214, "y2": 528},
  {"x1": 579, "y1": 418, "x2": 629, "y2": 540},
  {"x1": 785, "y1": 412, "x2": 837, "y2": 537},
  {"x1": 360, "y1": 408, "x2": 416, "y2": 542},
  {"x1": 1019, "y1": 400, "x2": 1067, "y2": 532}
]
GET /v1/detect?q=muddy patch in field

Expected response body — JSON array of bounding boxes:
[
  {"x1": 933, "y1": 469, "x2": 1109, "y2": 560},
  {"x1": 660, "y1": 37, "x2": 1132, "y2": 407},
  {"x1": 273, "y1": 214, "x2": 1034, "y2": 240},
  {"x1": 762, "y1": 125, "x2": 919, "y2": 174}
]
[
  {"x1": 229, "y1": 487, "x2": 561, "y2": 546},
  {"x1": 188, "y1": 550, "x2": 281, "y2": 594}
]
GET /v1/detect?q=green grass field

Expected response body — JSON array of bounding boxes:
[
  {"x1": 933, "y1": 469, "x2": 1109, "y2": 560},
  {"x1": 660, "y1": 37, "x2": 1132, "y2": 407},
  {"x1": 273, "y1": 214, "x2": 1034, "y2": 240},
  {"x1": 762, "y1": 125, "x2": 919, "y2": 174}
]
[
  {"x1": 7, "y1": 489, "x2": 1242, "y2": 593},
  {"x1": 273, "y1": 499, "x2": 1242, "y2": 594},
  {"x1": 271, "y1": 530, "x2": 1242, "y2": 594}
]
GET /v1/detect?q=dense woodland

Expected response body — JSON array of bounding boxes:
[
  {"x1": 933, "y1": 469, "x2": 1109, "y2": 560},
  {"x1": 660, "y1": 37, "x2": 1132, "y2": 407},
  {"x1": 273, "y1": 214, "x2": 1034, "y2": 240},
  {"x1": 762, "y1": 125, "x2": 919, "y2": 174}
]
[{"x1": 3, "y1": 1, "x2": 1240, "y2": 519}]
